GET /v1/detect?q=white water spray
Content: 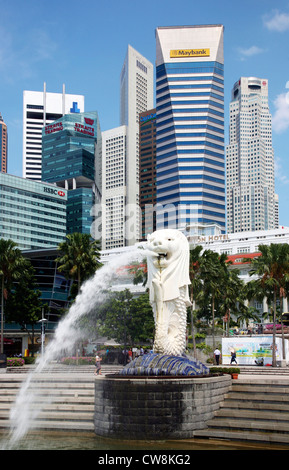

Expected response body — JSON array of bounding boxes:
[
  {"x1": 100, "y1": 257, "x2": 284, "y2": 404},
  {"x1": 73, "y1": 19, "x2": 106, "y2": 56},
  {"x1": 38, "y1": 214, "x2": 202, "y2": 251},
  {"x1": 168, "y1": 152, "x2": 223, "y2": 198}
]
[{"x1": 5, "y1": 247, "x2": 145, "y2": 448}]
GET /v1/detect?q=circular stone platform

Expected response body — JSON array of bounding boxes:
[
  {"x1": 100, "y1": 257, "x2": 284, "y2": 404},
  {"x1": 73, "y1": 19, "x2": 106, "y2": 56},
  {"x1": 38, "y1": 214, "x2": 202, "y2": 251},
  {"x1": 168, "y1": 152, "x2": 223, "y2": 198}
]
[{"x1": 94, "y1": 373, "x2": 231, "y2": 440}]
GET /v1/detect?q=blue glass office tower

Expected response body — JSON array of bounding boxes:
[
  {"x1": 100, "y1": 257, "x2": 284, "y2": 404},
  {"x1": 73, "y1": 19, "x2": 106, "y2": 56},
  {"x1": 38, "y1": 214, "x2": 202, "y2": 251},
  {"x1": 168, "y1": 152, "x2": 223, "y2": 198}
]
[
  {"x1": 42, "y1": 112, "x2": 101, "y2": 234},
  {"x1": 155, "y1": 25, "x2": 225, "y2": 232},
  {"x1": 0, "y1": 173, "x2": 67, "y2": 250}
]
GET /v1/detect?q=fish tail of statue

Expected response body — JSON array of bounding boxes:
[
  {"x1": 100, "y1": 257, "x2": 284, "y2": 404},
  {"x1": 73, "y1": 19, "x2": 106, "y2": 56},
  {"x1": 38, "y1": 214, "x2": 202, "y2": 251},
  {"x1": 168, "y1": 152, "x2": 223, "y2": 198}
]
[{"x1": 153, "y1": 285, "x2": 188, "y2": 356}]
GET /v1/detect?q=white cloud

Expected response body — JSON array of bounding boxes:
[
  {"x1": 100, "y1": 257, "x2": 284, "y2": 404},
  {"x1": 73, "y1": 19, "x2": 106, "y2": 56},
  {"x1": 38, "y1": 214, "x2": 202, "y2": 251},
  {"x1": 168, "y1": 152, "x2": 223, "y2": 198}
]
[
  {"x1": 238, "y1": 46, "x2": 264, "y2": 60},
  {"x1": 275, "y1": 156, "x2": 289, "y2": 185},
  {"x1": 272, "y1": 92, "x2": 289, "y2": 133},
  {"x1": 0, "y1": 23, "x2": 57, "y2": 82},
  {"x1": 263, "y1": 10, "x2": 289, "y2": 32}
]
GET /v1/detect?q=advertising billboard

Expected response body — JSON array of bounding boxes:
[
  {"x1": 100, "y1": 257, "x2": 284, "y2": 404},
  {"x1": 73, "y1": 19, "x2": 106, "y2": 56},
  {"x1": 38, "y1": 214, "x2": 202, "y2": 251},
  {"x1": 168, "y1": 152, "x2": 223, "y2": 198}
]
[
  {"x1": 44, "y1": 115, "x2": 97, "y2": 138},
  {"x1": 222, "y1": 336, "x2": 289, "y2": 365}
]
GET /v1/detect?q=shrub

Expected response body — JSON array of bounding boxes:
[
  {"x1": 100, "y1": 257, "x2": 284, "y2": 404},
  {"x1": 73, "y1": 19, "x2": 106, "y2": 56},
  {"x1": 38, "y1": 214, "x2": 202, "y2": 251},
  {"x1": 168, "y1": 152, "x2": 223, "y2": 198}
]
[
  {"x1": 195, "y1": 333, "x2": 206, "y2": 339},
  {"x1": 24, "y1": 356, "x2": 36, "y2": 365},
  {"x1": 7, "y1": 357, "x2": 25, "y2": 367},
  {"x1": 210, "y1": 367, "x2": 240, "y2": 375},
  {"x1": 60, "y1": 356, "x2": 96, "y2": 366}
]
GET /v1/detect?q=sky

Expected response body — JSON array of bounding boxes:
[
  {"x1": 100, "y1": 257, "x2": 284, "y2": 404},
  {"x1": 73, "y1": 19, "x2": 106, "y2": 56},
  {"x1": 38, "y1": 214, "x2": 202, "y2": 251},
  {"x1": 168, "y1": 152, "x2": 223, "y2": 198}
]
[{"x1": 1, "y1": 0, "x2": 289, "y2": 226}]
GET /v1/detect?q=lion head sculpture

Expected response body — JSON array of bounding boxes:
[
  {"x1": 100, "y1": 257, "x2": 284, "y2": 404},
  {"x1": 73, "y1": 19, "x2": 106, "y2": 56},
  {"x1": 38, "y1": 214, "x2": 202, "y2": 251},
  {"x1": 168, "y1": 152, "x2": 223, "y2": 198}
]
[{"x1": 146, "y1": 229, "x2": 191, "y2": 305}]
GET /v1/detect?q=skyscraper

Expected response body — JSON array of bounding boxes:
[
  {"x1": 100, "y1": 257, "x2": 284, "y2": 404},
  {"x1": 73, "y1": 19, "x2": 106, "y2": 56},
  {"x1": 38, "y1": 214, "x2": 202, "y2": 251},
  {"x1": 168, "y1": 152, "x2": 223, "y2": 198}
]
[
  {"x1": 101, "y1": 126, "x2": 127, "y2": 250},
  {"x1": 23, "y1": 84, "x2": 84, "y2": 181},
  {"x1": 155, "y1": 25, "x2": 225, "y2": 232},
  {"x1": 120, "y1": 45, "x2": 154, "y2": 245},
  {"x1": 42, "y1": 112, "x2": 101, "y2": 235},
  {"x1": 0, "y1": 113, "x2": 7, "y2": 173},
  {"x1": 139, "y1": 109, "x2": 156, "y2": 240},
  {"x1": 226, "y1": 77, "x2": 277, "y2": 233},
  {"x1": 0, "y1": 173, "x2": 67, "y2": 250}
]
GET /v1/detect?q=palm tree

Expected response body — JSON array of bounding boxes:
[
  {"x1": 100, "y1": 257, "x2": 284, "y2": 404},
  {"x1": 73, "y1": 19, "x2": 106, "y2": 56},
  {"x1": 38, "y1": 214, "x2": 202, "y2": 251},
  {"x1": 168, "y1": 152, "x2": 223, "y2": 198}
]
[
  {"x1": 188, "y1": 245, "x2": 203, "y2": 356},
  {"x1": 0, "y1": 239, "x2": 28, "y2": 354},
  {"x1": 237, "y1": 306, "x2": 260, "y2": 330},
  {"x1": 220, "y1": 268, "x2": 247, "y2": 336},
  {"x1": 56, "y1": 233, "x2": 102, "y2": 297},
  {"x1": 197, "y1": 250, "x2": 228, "y2": 350},
  {"x1": 248, "y1": 243, "x2": 289, "y2": 366}
]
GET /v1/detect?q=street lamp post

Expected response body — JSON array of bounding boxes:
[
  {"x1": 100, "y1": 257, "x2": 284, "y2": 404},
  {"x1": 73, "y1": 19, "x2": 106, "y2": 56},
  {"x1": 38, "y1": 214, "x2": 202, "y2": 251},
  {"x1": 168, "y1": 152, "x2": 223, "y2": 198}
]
[
  {"x1": 38, "y1": 309, "x2": 47, "y2": 357},
  {"x1": 123, "y1": 299, "x2": 128, "y2": 365}
]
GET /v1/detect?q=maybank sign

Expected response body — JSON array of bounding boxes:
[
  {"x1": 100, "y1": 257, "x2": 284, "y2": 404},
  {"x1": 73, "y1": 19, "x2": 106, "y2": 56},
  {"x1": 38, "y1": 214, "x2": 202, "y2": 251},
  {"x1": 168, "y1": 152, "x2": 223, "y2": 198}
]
[{"x1": 170, "y1": 48, "x2": 210, "y2": 58}]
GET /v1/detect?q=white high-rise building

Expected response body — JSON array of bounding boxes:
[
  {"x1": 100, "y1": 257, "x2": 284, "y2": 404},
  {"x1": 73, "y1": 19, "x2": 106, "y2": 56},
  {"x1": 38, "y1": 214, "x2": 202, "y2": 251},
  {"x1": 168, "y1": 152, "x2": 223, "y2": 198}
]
[
  {"x1": 120, "y1": 45, "x2": 154, "y2": 245},
  {"x1": 23, "y1": 84, "x2": 84, "y2": 181},
  {"x1": 101, "y1": 126, "x2": 127, "y2": 250},
  {"x1": 226, "y1": 77, "x2": 277, "y2": 233}
]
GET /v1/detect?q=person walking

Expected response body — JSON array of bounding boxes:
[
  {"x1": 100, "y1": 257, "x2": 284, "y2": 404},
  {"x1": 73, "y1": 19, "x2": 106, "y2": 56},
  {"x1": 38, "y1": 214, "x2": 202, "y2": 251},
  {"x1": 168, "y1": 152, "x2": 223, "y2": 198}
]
[
  {"x1": 94, "y1": 355, "x2": 102, "y2": 375},
  {"x1": 214, "y1": 347, "x2": 221, "y2": 365},
  {"x1": 230, "y1": 350, "x2": 237, "y2": 364}
]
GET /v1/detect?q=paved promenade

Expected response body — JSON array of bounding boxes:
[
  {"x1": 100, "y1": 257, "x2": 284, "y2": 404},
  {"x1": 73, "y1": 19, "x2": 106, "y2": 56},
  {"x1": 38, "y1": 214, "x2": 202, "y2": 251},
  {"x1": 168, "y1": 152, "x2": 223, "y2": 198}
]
[{"x1": 2, "y1": 363, "x2": 289, "y2": 448}]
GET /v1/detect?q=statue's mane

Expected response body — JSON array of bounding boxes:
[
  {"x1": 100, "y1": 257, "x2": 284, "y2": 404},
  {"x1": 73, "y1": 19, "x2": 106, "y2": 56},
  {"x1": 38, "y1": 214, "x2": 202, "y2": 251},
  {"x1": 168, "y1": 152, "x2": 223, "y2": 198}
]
[{"x1": 146, "y1": 229, "x2": 191, "y2": 304}]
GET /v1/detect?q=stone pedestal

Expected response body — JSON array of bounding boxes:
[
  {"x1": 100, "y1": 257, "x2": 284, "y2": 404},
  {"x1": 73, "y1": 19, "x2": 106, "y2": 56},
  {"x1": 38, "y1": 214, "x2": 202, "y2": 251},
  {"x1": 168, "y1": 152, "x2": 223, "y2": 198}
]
[{"x1": 94, "y1": 374, "x2": 231, "y2": 440}]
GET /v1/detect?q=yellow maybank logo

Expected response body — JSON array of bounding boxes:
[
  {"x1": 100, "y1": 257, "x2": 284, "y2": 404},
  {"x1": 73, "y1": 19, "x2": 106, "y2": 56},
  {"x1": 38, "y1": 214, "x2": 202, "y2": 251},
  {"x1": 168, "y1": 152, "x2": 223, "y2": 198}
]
[{"x1": 170, "y1": 48, "x2": 210, "y2": 58}]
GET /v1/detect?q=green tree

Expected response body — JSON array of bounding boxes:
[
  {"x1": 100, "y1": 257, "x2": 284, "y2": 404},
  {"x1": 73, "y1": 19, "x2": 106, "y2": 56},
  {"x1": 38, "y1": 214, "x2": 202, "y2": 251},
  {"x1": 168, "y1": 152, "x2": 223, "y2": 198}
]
[
  {"x1": 196, "y1": 250, "x2": 228, "y2": 350},
  {"x1": 6, "y1": 263, "x2": 43, "y2": 357},
  {"x1": 97, "y1": 289, "x2": 154, "y2": 348},
  {"x1": 56, "y1": 233, "x2": 102, "y2": 298},
  {"x1": 219, "y1": 268, "x2": 247, "y2": 336},
  {"x1": 129, "y1": 293, "x2": 154, "y2": 344},
  {"x1": 236, "y1": 306, "x2": 260, "y2": 329},
  {"x1": 248, "y1": 243, "x2": 289, "y2": 366},
  {"x1": 0, "y1": 239, "x2": 28, "y2": 354},
  {"x1": 188, "y1": 245, "x2": 203, "y2": 355},
  {"x1": 128, "y1": 258, "x2": 147, "y2": 286}
]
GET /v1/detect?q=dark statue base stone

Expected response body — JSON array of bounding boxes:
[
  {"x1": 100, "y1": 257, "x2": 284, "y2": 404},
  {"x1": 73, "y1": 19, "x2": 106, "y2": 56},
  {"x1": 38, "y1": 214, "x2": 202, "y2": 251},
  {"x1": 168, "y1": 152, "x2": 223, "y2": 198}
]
[
  {"x1": 119, "y1": 352, "x2": 210, "y2": 377},
  {"x1": 94, "y1": 353, "x2": 231, "y2": 440}
]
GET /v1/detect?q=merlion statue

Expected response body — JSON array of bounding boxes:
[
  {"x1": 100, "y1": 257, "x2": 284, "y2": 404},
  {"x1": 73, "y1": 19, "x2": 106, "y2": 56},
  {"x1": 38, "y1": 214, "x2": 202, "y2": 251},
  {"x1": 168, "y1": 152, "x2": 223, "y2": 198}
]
[{"x1": 146, "y1": 229, "x2": 191, "y2": 356}]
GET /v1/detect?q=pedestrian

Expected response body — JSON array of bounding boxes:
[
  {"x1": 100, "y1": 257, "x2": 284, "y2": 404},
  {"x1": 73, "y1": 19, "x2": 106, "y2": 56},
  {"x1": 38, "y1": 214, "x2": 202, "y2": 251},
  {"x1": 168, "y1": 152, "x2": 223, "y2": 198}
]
[
  {"x1": 128, "y1": 349, "x2": 132, "y2": 362},
  {"x1": 94, "y1": 355, "x2": 102, "y2": 375},
  {"x1": 214, "y1": 347, "x2": 221, "y2": 365},
  {"x1": 230, "y1": 350, "x2": 237, "y2": 364}
]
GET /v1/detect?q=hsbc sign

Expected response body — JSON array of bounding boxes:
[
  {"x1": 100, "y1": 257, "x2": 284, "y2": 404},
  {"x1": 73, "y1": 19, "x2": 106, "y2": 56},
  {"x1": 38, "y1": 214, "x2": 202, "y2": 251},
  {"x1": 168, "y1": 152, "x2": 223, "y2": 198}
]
[{"x1": 44, "y1": 187, "x2": 66, "y2": 197}]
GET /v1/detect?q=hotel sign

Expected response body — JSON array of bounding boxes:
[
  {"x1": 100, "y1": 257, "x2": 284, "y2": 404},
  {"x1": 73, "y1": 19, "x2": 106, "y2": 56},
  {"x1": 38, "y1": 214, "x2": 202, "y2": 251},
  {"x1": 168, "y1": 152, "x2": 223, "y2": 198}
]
[
  {"x1": 170, "y1": 48, "x2": 210, "y2": 58},
  {"x1": 197, "y1": 234, "x2": 229, "y2": 243}
]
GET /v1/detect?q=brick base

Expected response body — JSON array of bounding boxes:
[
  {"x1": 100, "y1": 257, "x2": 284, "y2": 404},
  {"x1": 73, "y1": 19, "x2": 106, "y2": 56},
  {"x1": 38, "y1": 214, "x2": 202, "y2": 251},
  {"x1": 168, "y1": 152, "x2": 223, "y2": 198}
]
[{"x1": 94, "y1": 374, "x2": 231, "y2": 439}]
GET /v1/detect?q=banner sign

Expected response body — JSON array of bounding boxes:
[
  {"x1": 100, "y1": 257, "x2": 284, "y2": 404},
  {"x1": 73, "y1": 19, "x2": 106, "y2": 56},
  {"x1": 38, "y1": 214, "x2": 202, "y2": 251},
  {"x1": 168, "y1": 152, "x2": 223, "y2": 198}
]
[
  {"x1": 170, "y1": 48, "x2": 210, "y2": 58},
  {"x1": 222, "y1": 336, "x2": 289, "y2": 365}
]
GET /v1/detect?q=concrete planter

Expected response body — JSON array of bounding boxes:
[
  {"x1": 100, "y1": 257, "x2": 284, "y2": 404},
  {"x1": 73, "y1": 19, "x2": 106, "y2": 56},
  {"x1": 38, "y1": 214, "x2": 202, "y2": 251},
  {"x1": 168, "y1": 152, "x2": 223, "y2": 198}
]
[{"x1": 94, "y1": 374, "x2": 231, "y2": 440}]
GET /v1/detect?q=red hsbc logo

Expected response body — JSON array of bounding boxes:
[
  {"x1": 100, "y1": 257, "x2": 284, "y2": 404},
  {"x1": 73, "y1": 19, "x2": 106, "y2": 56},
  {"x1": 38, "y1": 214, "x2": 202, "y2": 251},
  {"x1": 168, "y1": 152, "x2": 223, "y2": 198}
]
[{"x1": 58, "y1": 191, "x2": 65, "y2": 197}]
